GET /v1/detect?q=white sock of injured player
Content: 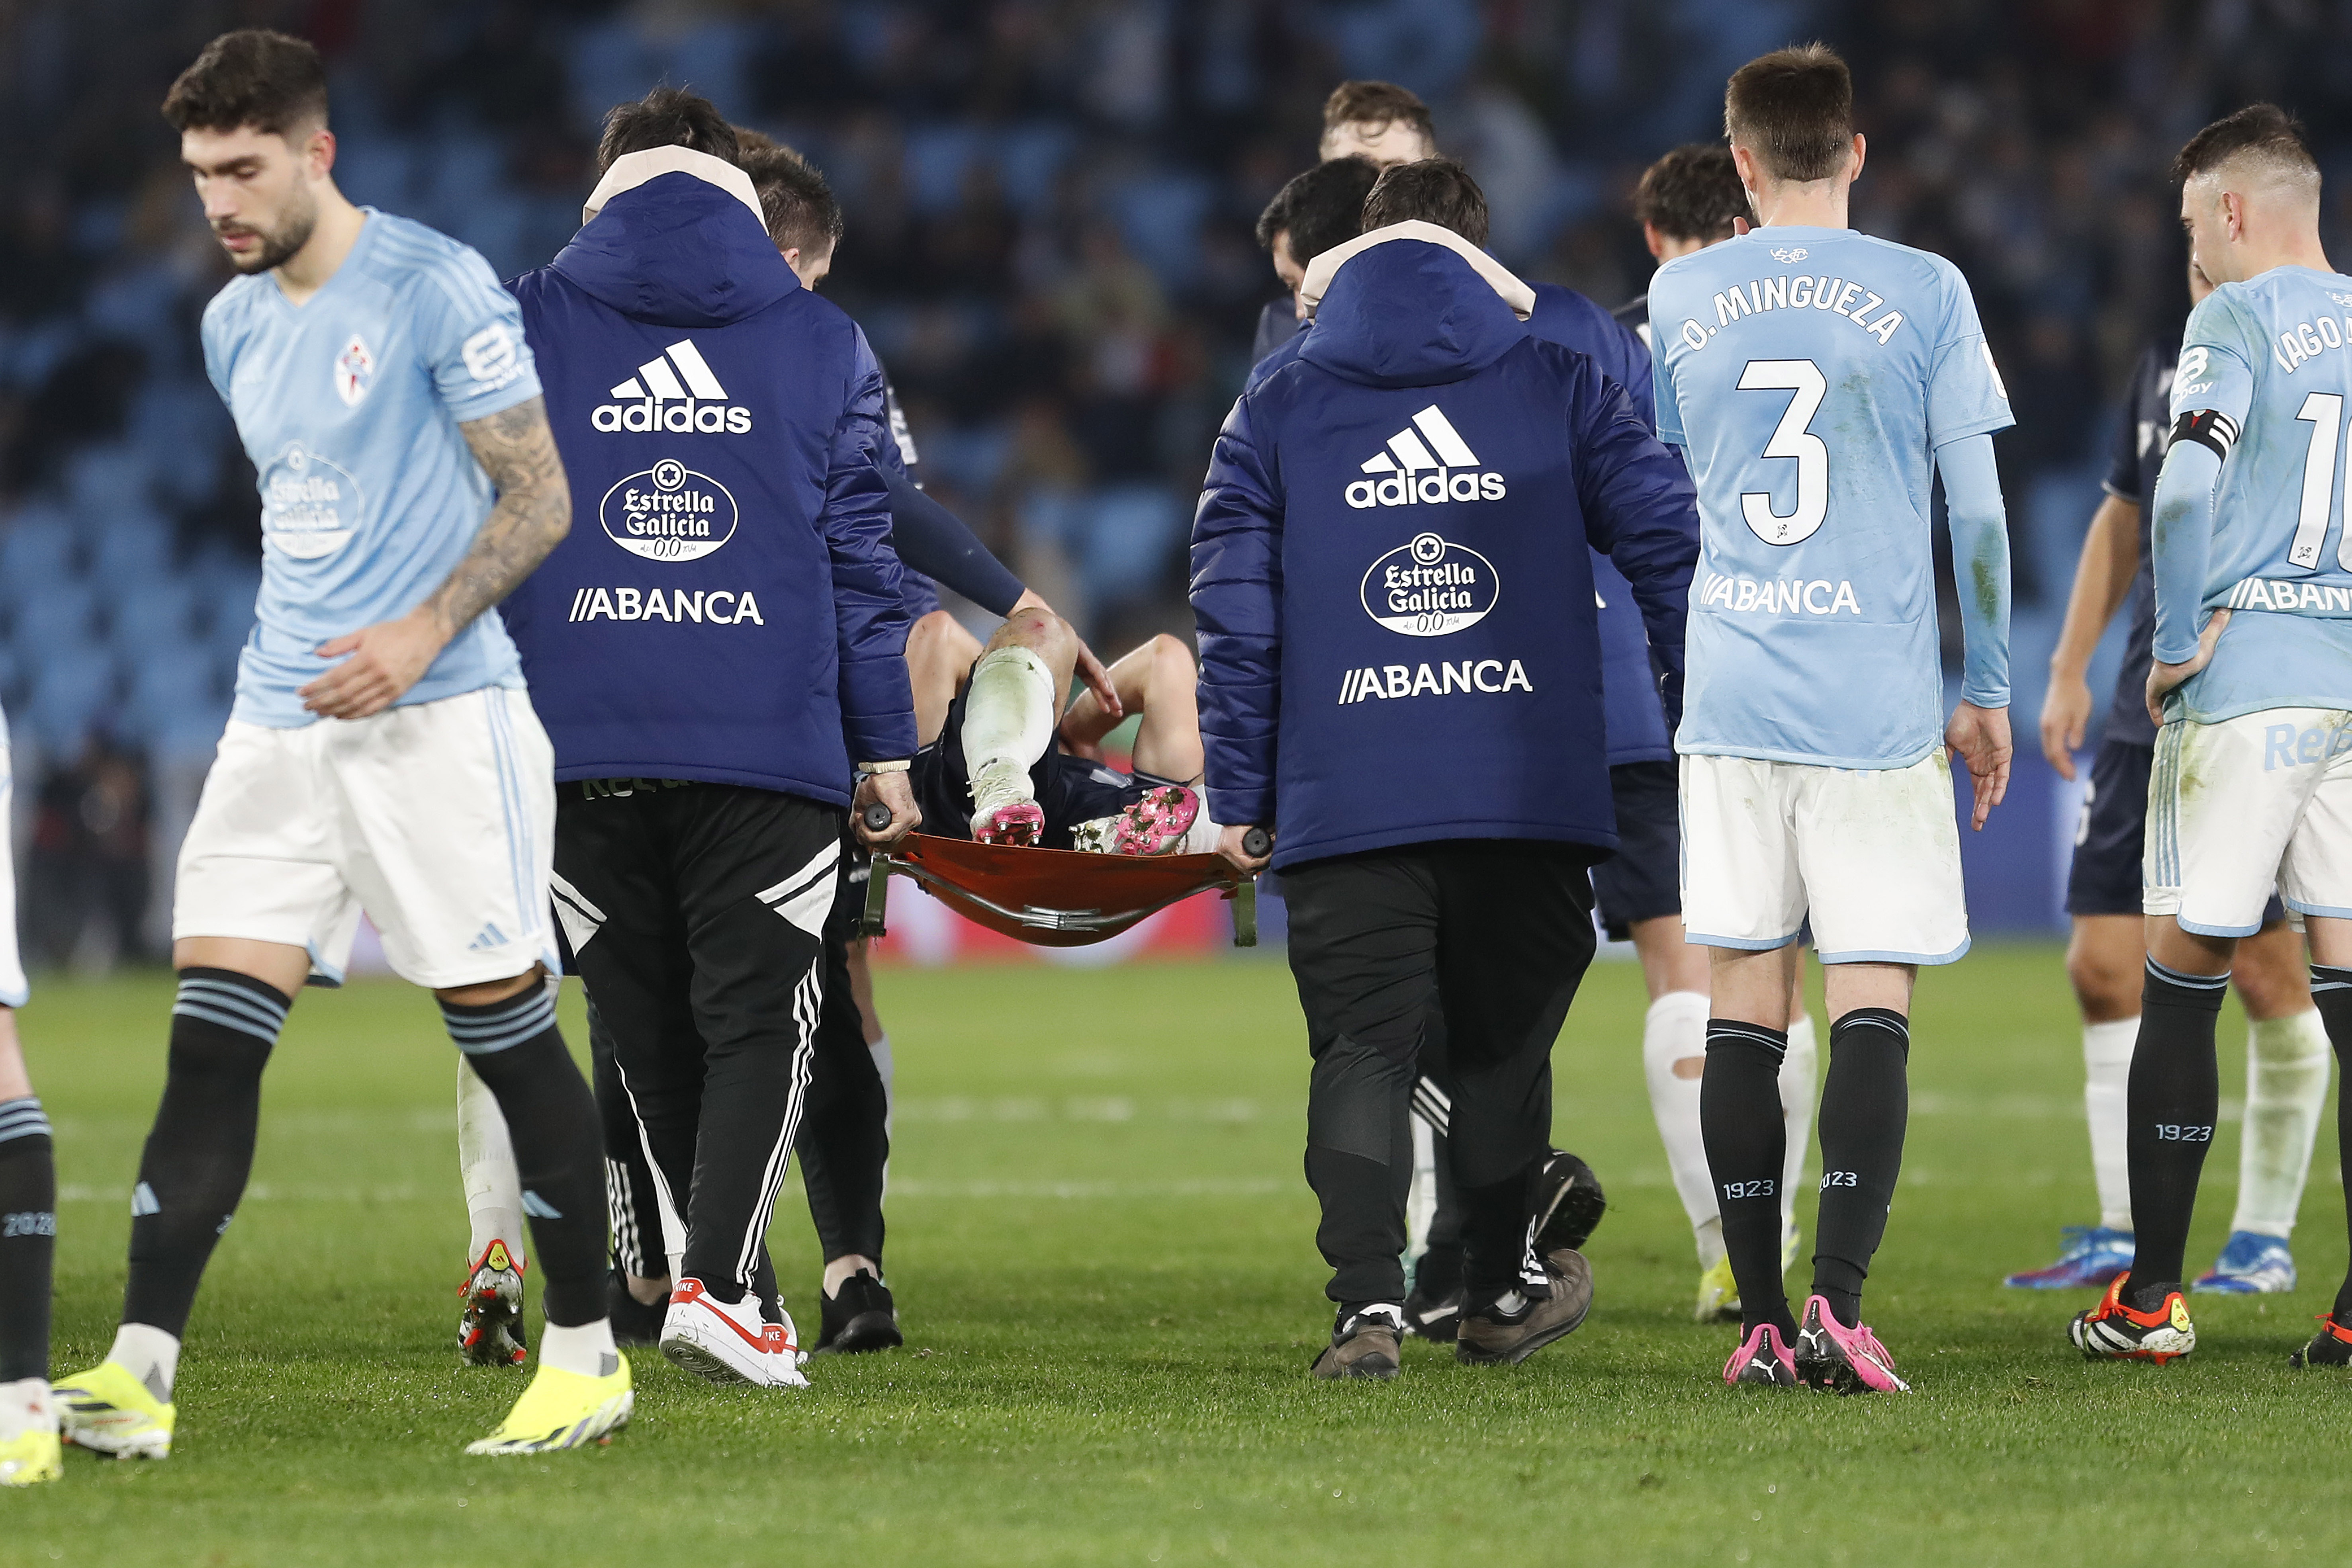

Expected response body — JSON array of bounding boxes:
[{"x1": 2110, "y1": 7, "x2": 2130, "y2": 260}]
[
  {"x1": 457, "y1": 1057, "x2": 527, "y2": 1272},
  {"x1": 961, "y1": 647, "x2": 1057, "y2": 814},
  {"x1": 1779, "y1": 1013, "x2": 1818, "y2": 1245},
  {"x1": 1641, "y1": 990, "x2": 1716, "y2": 1257}
]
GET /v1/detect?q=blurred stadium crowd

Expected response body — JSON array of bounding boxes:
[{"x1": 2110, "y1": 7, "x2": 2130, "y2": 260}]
[{"x1": 4, "y1": 0, "x2": 2350, "y2": 966}]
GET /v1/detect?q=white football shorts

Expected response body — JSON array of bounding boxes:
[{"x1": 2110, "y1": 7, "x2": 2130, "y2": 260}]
[
  {"x1": 1679, "y1": 749, "x2": 1969, "y2": 965},
  {"x1": 2145, "y1": 707, "x2": 2352, "y2": 937},
  {"x1": 174, "y1": 686, "x2": 558, "y2": 989},
  {"x1": 0, "y1": 708, "x2": 25, "y2": 1009}
]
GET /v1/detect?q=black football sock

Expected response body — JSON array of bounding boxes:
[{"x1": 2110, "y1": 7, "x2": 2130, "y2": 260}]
[
  {"x1": 1700, "y1": 1020, "x2": 1795, "y2": 1341},
  {"x1": 121, "y1": 970, "x2": 287, "y2": 1337},
  {"x1": 2309, "y1": 966, "x2": 2352, "y2": 1326},
  {"x1": 0, "y1": 1097, "x2": 55, "y2": 1382},
  {"x1": 2119, "y1": 957, "x2": 2227, "y2": 1311},
  {"x1": 1811, "y1": 1009, "x2": 1910, "y2": 1328},
  {"x1": 445, "y1": 988, "x2": 607, "y2": 1328}
]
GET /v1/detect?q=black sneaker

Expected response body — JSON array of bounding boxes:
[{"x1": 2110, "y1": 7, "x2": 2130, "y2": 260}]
[
  {"x1": 606, "y1": 1269, "x2": 666, "y2": 1349},
  {"x1": 1455, "y1": 1249, "x2": 1594, "y2": 1366},
  {"x1": 1530, "y1": 1150, "x2": 1606, "y2": 1253},
  {"x1": 814, "y1": 1270, "x2": 903, "y2": 1355},
  {"x1": 1310, "y1": 1304, "x2": 1403, "y2": 1380},
  {"x1": 2291, "y1": 1315, "x2": 2352, "y2": 1369}
]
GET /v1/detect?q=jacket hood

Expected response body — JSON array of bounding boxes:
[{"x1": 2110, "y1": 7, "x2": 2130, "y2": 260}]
[
  {"x1": 1298, "y1": 238, "x2": 1530, "y2": 389},
  {"x1": 551, "y1": 173, "x2": 800, "y2": 329}
]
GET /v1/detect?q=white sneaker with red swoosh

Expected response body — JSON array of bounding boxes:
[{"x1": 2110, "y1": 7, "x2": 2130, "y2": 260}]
[{"x1": 659, "y1": 1279, "x2": 808, "y2": 1388}]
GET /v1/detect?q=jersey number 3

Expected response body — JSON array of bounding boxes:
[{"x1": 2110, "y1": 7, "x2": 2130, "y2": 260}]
[{"x1": 1737, "y1": 359, "x2": 1828, "y2": 545}]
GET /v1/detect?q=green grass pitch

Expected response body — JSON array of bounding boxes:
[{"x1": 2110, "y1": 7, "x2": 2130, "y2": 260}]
[{"x1": 3, "y1": 944, "x2": 2345, "y2": 1565}]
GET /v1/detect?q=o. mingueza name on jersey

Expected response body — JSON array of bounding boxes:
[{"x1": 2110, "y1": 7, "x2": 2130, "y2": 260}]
[
  {"x1": 1671, "y1": 269, "x2": 1908, "y2": 353},
  {"x1": 565, "y1": 587, "x2": 767, "y2": 624}
]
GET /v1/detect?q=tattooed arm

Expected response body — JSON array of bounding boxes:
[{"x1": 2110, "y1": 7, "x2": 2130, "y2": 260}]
[{"x1": 298, "y1": 397, "x2": 572, "y2": 720}]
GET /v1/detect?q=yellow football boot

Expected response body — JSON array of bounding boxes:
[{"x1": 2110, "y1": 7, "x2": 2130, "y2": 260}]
[
  {"x1": 465, "y1": 1356, "x2": 632, "y2": 1456},
  {"x1": 0, "y1": 1424, "x2": 61, "y2": 1486},
  {"x1": 52, "y1": 1363, "x2": 172, "y2": 1460}
]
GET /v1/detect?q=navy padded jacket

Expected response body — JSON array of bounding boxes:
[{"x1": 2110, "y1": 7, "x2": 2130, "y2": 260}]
[
  {"x1": 1192, "y1": 237, "x2": 1698, "y2": 869},
  {"x1": 503, "y1": 174, "x2": 915, "y2": 805},
  {"x1": 1248, "y1": 276, "x2": 1675, "y2": 767}
]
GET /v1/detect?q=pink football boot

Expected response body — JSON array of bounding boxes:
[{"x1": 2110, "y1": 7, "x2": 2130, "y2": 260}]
[
  {"x1": 1106, "y1": 785, "x2": 1202, "y2": 856},
  {"x1": 1793, "y1": 1294, "x2": 1910, "y2": 1393}
]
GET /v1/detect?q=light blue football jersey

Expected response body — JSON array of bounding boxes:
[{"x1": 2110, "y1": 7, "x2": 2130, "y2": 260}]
[
  {"x1": 200, "y1": 210, "x2": 542, "y2": 727},
  {"x1": 1649, "y1": 225, "x2": 2013, "y2": 767},
  {"x1": 2158, "y1": 265, "x2": 2352, "y2": 723}
]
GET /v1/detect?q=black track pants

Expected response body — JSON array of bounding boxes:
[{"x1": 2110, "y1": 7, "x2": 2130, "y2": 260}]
[
  {"x1": 555, "y1": 780, "x2": 839, "y2": 1306},
  {"x1": 1282, "y1": 840, "x2": 1597, "y2": 1306},
  {"x1": 794, "y1": 864, "x2": 892, "y2": 1266}
]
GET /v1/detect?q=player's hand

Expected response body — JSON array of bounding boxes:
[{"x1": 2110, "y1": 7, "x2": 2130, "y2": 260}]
[
  {"x1": 300, "y1": 608, "x2": 449, "y2": 720},
  {"x1": 2146, "y1": 608, "x2": 2231, "y2": 728},
  {"x1": 1072, "y1": 637, "x2": 1120, "y2": 723},
  {"x1": 854, "y1": 769, "x2": 920, "y2": 849},
  {"x1": 1945, "y1": 701, "x2": 2012, "y2": 832},
  {"x1": 2039, "y1": 668, "x2": 2094, "y2": 780},
  {"x1": 1217, "y1": 823, "x2": 1272, "y2": 876}
]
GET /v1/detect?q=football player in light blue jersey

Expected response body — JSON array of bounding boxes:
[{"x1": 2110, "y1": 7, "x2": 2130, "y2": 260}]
[
  {"x1": 1649, "y1": 45, "x2": 2014, "y2": 1396},
  {"x1": 50, "y1": 30, "x2": 629, "y2": 1462},
  {"x1": 2072, "y1": 106, "x2": 2352, "y2": 1373}
]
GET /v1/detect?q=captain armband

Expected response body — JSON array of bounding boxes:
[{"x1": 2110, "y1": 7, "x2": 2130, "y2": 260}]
[{"x1": 2168, "y1": 408, "x2": 2240, "y2": 461}]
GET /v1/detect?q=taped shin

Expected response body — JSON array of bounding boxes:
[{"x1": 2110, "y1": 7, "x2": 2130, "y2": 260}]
[{"x1": 960, "y1": 646, "x2": 1056, "y2": 809}]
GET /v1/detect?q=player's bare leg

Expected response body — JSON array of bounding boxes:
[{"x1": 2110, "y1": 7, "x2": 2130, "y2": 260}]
[
  {"x1": 908, "y1": 609, "x2": 984, "y2": 749},
  {"x1": 961, "y1": 608, "x2": 1079, "y2": 845},
  {"x1": 1059, "y1": 635, "x2": 1215, "y2": 855}
]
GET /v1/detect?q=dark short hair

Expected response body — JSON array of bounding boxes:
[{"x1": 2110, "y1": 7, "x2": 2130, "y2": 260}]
[
  {"x1": 1360, "y1": 158, "x2": 1489, "y2": 247},
  {"x1": 1724, "y1": 43, "x2": 1853, "y2": 183},
  {"x1": 597, "y1": 86, "x2": 738, "y2": 176},
  {"x1": 2173, "y1": 103, "x2": 2318, "y2": 187},
  {"x1": 1255, "y1": 156, "x2": 1380, "y2": 266},
  {"x1": 162, "y1": 29, "x2": 328, "y2": 137},
  {"x1": 734, "y1": 128, "x2": 846, "y2": 255},
  {"x1": 1323, "y1": 80, "x2": 1434, "y2": 142},
  {"x1": 1635, "y1": 143, "x2": 1748, "y2": 243}
]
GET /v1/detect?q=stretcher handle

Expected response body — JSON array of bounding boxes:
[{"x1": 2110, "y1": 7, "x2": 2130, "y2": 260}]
[
  {"x1": 862, "y1": 801, "x2": 895, "y2": 834},
  {"x1": 1241, "y1": 826, "x2": 1272, "y2": 859}
]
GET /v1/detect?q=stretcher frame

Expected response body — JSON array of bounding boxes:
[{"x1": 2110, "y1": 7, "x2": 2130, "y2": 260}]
[{"x1": 859, "y1": 833, "x2": 1258, "y2": 948}]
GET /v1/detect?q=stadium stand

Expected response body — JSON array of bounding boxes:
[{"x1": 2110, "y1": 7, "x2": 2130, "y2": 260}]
[{"x1": 5, "y1": 0, "x2": 2352, "y2": 964}]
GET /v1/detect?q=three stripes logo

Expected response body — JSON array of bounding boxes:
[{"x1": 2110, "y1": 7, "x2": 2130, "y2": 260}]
[
  {"x1": 591, "y1": 339, "x2": 754, "y2": 434},
  {"x1": 1344, "y1": 405, "x2": 1507, "y2": 509}
]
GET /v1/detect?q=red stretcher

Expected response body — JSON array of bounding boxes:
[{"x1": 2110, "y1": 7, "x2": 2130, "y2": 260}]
[{"x1": 859, "y1": 832, "x2": 1259, "y2": 948}]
